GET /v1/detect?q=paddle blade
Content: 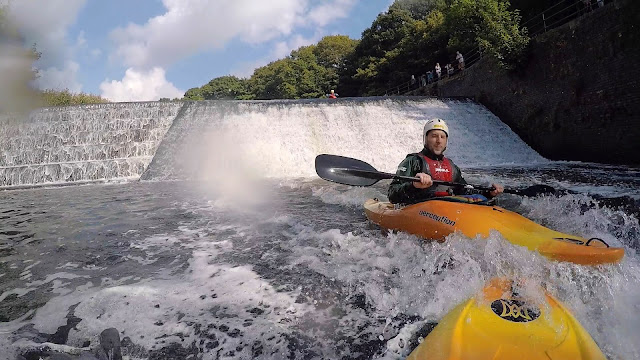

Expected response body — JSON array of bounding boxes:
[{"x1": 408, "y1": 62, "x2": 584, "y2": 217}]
[{"x1": 315, "y1": 154, "x2": 383, "y2": 186}]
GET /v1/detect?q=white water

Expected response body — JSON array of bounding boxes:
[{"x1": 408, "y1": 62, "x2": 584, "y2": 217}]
[
  {"x1": 143, "y1": 98, "x2": 547, "y2": 181},
  {"x1": 1, "y1": 98, "x2": 638, "y2": 360},
  {"x1": 0, "y1": 102, "x2": 181, "y2": 188},
  {"x1": 1, "y1": 98, "x2": 546, "y2": 188}
]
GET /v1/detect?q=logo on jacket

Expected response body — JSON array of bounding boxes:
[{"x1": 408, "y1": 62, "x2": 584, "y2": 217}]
[
  {"x1": 434, "y1": 167, "x2": 450, "y2": 173},
  {"x1": 490, "y1": 299, "x2": 540, "y2": 322}
]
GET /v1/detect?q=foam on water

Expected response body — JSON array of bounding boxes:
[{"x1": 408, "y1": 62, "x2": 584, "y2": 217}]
[
  {"x1": 142, "y1": 98, "x2": 546, "y2": 181},
  {"x1": 306, "y1": 180, "x2": 640, "y2": 359}
]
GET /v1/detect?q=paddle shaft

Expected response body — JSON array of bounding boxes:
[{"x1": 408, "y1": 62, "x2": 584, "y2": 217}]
[
  {"x1": 319, "y1": 155, "x2": 554, "y2": 196},
  {"x1": 337, "y1": 168, "x2": 502, "y2": 192}
]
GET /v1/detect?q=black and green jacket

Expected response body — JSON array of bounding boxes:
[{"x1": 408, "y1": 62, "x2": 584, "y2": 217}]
[{"x1": 388, "y1": 148, "x2": 470, "y2": 204}]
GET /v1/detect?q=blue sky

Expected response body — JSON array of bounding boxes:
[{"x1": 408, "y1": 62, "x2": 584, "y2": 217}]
[{"x1": 3, "y1": 0, "x2": 393, "y2": 102}]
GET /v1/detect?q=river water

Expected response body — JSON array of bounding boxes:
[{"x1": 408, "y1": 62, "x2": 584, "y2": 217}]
[{"x1": 0, "y1": 99, "x2": 639, "y2": 359}]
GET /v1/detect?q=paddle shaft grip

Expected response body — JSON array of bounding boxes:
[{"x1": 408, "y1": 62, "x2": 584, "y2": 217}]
[
  {"x1": 392, "y1": 174, "x2": 496, "y2": 192},
  {"x1": 339, "y1": 168, "x2": 498, "y2": 192}
]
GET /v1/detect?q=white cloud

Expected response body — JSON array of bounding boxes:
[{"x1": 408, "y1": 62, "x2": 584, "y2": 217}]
[
  {"x1": 99, "y1": 67, "x2": 183, "y2": 102},
  {"x1": 5, "y1": 0, "x2": 87, "y2": 90},
  {"x1": 308, "y1": 0, "x2": 358, "y2": 27},
  {"x1": 6, "y1": 0, "x2": 86, "y2": 65},
  {"x1": 33, "y1": 61, "x2": 82, "y2": 92},
  {"x1": 76, "y1": 31, "x2": 87, "y2": 48},
  {"x1": 109, "y1": 0, "x2": 358, "y2": 70},
  {"x1": 90, "y1": 49, "x2": 102, "y2": 59}
]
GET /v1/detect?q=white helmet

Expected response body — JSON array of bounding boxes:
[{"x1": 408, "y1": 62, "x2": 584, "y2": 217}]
[{"x1": 423, "y1": 118, "x2": 449, "y2": 144}]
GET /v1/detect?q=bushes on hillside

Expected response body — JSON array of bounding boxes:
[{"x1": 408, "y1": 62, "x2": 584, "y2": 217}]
[{"x1": 41, "y1": 90, "x2": 109, "y2": 107}]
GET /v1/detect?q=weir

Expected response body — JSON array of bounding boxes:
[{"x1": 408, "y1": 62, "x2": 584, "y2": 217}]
[
  {"x1": 0, "y1": 102, "x2": 181, "y2": 188},
  {"x1": 0, "y1": 97, "x2": 547, "y2": 188}
]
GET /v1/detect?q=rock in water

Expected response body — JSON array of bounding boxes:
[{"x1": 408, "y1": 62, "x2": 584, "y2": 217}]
[{"x1": 99, "y1": 328, "x2": 122, "y2": 360}]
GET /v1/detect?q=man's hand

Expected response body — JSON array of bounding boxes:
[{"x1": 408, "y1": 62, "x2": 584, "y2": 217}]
[
  {"x1": 413, "y1": 173, "x2": 433, "y2": 189},
  {"x1": 489, "y1": 183, "x2": 504, "y2": 197}
]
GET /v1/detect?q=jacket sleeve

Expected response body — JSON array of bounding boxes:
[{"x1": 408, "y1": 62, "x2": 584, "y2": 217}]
[
  {"x1": 452, "y1": 163, "x2": 467, "y2": 184},
  {"x1": 388, "y1": 156, "x2": 422, "y2": 204}
]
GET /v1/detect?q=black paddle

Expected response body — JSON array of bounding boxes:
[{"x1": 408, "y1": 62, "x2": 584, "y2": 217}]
[{"x1": 315, "y1": 154, "x2": 557, "y2": 197}]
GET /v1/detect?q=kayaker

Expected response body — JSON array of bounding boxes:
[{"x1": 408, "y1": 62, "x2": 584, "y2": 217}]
[{"x1": 388, "y1": 118, "x2": 504, "y2": 204}]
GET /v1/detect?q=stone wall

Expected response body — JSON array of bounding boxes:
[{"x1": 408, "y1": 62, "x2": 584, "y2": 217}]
[{"x1": 417, "y1": 0, "x2": 640, "y2": 165}]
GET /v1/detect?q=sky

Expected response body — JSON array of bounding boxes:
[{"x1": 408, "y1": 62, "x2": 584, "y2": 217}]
[{"x1": 2, "y1": 0, "x2": 393, "y2": 102}]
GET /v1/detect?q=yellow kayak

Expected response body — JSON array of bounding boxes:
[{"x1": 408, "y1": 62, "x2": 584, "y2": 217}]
[
  {"x1": 364, "y1": 198, "x2": 624, "y2": 265},
  {"x1": 407, "y1": 278, "x2": 606, "y2": 360}
]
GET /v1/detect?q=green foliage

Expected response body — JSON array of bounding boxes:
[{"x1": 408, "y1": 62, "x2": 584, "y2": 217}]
[
  {"x1": 313, "y1": 35, "x2": 359, "y2": 91},
  {"x1": 183, "y1": 87, "x2": 205, "y2": 100},
  {"x1": 189, "y1": 36, "x2": 357, "y2": 100},
  {"x1": 200, "y1": 75, "x2": 249, "y2": 100},
  {"x1": 446, "y1": 0, "x2": 529, "y2": 69},
  {"x1": 339, "y1": 0, "x2": 529, "y2": 95},
  {"x1": 343, "y1": 6, "x2": 415, "y2": 95},
  {"x1": 184, "y1": 0, "x2": 528, "y2": 99},
  {"x1": 40, "y1": 89, "x2": 109, "y2": 107},
  {"x1": 390, "y1": 0, "x2": 441, "y2": 20}
]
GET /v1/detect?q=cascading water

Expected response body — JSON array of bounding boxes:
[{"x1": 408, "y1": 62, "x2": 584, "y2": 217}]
[
  {"x1": 0, "y1": 102, "x2": 182, "y2": 188},
  {"x1": 1, "y1": 98, "x2": 638, "y2": 360},
  {"x1": 142, "y1": 97, "x2": 546, "y2": 181}
]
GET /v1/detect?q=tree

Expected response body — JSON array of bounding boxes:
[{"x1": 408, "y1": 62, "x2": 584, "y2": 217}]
[
  {"x1": 200, "y1": 75, "x2": 249, "y2": 100},
  {"x1": 183, "y1": 87, "x2": 204, "y2": 100},
  {"x1": 445, "y1": 0, "x2": 529, "y2": 69},
  {"x1": 313, "y1": 35, "x2": 358, "y2": 93},
  {"x1": 343, "y1": 6, "x2": 415, "y2": 95},
  {"x1": 249, "y1": 59, "x2": 298, "y2": 99},
  {"x1": 391, "y1": 0, "x2": 441, "y2": 20}
]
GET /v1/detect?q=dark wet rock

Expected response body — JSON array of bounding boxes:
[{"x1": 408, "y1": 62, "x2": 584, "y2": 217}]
[
  {"x1": 99, "y1": 328, "x2": 122, "y2": 360},
  {"x1": 81, "y1": 340, "x2": 91, "y2": 348},
  {"x1": 95, "y1": 348, "x2": 109, "y2": 360}
]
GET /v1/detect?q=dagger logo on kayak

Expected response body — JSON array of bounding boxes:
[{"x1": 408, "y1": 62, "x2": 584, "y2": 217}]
[
  {"x1": 491, "y1": 299, "x2": 540, "y2": 322},
  {"x1": 418, "y1": 211, "x2": 456, "y2": 226}
]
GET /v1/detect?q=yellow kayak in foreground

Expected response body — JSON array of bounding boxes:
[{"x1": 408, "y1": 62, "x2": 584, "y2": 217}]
[
  {"x1": 364, "y1": 198, "x2": 624, "y2": 265},
  {"x1": 407, "y1": 278, "x2": 606, "y2": 360}
]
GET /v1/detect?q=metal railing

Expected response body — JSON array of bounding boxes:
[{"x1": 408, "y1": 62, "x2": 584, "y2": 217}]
[
  {"x1": 522, "y1": 0, "x2": 606, "y2": 37},
  {"x1": 378, "y1": 0, "x2": 608, "y2": 96},
  {"x1": 381, "y1": 45, "x2": 482, "y2": 96}
]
